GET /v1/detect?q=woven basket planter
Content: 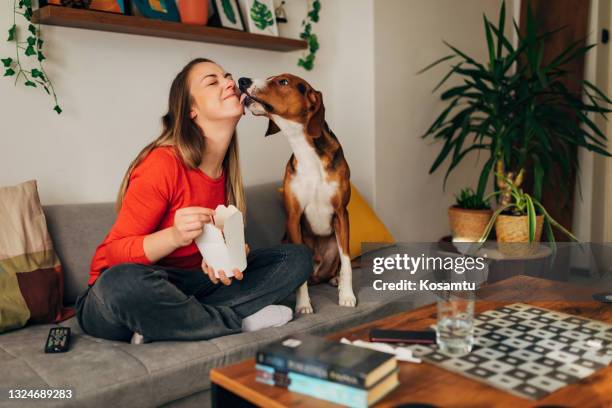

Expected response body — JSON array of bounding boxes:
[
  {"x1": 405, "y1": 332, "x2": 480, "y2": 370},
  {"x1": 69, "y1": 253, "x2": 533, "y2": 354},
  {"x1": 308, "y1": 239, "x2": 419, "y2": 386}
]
[
  {"x1": 448, "y1": 206, "x2": 493, "y2": 242},
  {"x1": 495, "y1": 214, "x2": 544, "y2": 256}
]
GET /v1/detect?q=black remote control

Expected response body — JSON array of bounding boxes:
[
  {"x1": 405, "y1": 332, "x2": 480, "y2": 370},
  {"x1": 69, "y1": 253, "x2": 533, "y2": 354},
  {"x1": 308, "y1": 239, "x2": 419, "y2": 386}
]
[
  {"x1": 44, "y1": 327, "x2": 71, "y2": 353},
  {"x1": 370, "y1": 328, "x2": 437, "y2": 344}
]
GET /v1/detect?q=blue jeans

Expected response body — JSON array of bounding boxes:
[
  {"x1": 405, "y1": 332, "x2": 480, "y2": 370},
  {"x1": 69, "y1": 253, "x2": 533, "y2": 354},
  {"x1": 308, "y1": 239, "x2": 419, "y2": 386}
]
[{"x1": 75, "y1": 244, "x2": 312, "y2": 343}]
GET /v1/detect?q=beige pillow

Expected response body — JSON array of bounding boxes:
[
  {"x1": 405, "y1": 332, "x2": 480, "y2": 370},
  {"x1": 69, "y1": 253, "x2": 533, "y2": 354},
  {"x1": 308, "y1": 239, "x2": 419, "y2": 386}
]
[{"x1": 0, "y1": 180, "x2": 72, "y2": 333}]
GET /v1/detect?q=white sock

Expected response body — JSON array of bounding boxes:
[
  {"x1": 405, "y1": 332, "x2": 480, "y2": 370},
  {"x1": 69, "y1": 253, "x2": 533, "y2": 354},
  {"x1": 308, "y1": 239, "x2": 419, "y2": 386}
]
[
  {"x1": 241, "y1": 305, "x2": 293, "y2": 332},
  {"x1": 130, "y1": 332, "x2": 144, "y2": 345}
]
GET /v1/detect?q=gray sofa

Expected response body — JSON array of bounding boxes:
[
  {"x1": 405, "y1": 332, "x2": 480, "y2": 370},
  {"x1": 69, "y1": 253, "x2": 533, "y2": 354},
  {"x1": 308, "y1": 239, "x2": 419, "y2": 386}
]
[{"x1": 0, "y1": 182, "x2": 416, "y2": 408}]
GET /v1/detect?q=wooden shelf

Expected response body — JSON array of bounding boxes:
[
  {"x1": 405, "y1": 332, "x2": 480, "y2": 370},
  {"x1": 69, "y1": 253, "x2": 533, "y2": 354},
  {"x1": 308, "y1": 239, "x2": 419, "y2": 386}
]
[{"x1": 32, "y1": 6, "x2": 307, "y2": 52}]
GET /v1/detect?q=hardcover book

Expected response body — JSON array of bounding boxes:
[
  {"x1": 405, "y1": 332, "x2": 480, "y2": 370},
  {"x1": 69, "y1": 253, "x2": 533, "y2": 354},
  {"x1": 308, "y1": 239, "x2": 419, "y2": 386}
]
[
  {"x1": 256, "y1": 364, "x2": 399, "y2": 408},
  {"x1": 256, "y1": 334, "x2": 397, "y2": 389}
]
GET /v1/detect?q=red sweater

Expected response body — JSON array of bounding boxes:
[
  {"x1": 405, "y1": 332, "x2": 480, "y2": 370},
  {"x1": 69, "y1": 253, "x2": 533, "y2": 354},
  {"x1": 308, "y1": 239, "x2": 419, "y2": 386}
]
[{"x1": 89, "y1": 146, "x2": 226, "y2": 286}]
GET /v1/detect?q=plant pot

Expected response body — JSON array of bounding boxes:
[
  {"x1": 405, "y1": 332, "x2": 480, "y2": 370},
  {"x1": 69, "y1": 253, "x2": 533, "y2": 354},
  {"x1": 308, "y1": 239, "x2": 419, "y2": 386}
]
[
  {"x1": 177, "y1": 0, "x2": 208, "y2": 25},
  {"x1": 448, "y1": 206, "x2": 493, "y2": 242},
  {"x1": 495, "y1": 214, "x2": 544, "y2": 256}
]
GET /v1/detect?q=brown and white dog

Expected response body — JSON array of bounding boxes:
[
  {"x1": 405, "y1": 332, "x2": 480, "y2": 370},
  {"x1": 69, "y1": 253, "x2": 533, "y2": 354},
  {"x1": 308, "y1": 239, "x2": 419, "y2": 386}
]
[{"x1": 238, "y1": 74, "x2": 356, "y2": 313}]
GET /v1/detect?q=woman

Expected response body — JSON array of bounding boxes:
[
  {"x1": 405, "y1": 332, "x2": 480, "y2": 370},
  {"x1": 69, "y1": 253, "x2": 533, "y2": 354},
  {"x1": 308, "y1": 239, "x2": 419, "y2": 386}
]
[{"x1": 75, "y1": 58, "x2": 312, "y2": 344}]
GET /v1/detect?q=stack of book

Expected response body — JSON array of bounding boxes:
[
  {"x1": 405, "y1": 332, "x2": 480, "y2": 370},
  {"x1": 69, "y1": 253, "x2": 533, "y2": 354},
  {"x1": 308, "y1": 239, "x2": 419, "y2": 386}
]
[{"x1": 256, "y1": 334, "x2": 399, "y2": 407}]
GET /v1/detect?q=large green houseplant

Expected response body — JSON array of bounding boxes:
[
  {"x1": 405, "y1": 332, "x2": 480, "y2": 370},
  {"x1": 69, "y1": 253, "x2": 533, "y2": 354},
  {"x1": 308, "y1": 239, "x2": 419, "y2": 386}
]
[
  {"x1": 420, "y1": 1, "x2": 611, "y2": 247},
  {"x1": 420, "y1": 1, "x2": 611, "y2": 207}
]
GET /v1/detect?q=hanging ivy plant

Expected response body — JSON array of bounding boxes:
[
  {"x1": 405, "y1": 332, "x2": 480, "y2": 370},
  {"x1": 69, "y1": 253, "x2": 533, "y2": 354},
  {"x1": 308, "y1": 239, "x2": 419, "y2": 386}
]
[
  {"x1": 298, "y1": 0, "x2": 320, "y2": 71},
  {"x1": 3, "y1": 0, "x2": 61, "y2": 114}
]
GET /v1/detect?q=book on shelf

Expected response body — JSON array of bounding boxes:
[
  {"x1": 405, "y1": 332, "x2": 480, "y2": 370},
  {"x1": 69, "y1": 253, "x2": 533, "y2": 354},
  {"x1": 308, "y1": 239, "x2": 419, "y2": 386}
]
[{"x1": 256, "y1": 334, "x2": 397, "y2": 388}]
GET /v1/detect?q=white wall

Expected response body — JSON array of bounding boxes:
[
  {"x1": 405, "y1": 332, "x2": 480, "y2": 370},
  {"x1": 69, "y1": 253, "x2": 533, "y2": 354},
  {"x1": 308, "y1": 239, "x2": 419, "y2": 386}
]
[
  {"x1": 570, "y1": 0, "x2": 601, "y2": 271},
  {"x1": 373, "y1": 0, "x2": 515, "y2": 242},
  {"x1": 0, "y1": 0, "x2": 375, "y2": 206},
  {"x1": 586, "y1": 0, "x2": 612, "y2": 243}
]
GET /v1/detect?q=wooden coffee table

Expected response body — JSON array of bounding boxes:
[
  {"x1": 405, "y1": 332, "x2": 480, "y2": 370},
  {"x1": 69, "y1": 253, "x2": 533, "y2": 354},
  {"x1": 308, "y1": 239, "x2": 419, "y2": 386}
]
[{"x1": 210, "y1": 276, "x2": 612, "y2": 407}]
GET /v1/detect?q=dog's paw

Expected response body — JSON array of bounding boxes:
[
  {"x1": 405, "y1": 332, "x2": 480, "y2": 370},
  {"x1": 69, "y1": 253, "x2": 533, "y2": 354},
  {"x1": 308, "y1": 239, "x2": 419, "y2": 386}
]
[
  {"x1": 339, "y1": 291, "x2": 357, "y2": 307},
  {"x1": 295, "y1": 303, "x2": 314, "y2": 314},
  {"x1": 329, "y1": 276, "x2": 339, "y2": 287}
]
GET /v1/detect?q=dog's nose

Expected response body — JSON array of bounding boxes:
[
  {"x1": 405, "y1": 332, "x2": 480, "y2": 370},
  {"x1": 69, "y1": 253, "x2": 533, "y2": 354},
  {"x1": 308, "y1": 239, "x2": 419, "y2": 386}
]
[{"x1": 238, "y1": 77, "x2": 252, "y2": 92}]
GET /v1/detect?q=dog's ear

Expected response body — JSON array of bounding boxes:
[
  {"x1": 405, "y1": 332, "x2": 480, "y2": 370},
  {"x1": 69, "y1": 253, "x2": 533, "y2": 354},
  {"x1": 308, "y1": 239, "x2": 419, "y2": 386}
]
[
  {"x1": 306, "y1": 90, "x2": 324, "y2": 139},
  {"x1": 265, "y1": 119, "x2": 281, "y2": 137}
]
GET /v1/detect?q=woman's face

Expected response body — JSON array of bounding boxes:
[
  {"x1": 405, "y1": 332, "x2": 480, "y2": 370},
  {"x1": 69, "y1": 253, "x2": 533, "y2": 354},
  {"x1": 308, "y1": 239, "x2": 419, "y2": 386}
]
[{"x1": 188, "y1": 62, "x2": 243, "y2": 123}]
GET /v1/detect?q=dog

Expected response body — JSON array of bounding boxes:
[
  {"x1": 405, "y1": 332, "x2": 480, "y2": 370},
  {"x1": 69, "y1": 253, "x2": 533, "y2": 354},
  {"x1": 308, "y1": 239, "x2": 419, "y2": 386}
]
[{"x1": 238, "y1": 74, "x2": 356, "y2": 314}]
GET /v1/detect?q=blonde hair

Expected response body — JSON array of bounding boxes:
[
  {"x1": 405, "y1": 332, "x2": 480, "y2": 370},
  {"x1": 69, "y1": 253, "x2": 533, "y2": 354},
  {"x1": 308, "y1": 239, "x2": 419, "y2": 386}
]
[{"x1": 115, "y1": 58, "x2": 246, "y2": 216}]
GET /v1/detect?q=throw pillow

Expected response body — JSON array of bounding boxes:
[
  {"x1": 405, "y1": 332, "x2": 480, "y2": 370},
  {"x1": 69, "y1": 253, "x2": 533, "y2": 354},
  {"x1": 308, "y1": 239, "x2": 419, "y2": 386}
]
[
  {"x1": 346, "y1": 183, "x2": 395, "y2": 259},
  {"x1": 0, "y1": 180, "x2": 73, "y2": 334}
]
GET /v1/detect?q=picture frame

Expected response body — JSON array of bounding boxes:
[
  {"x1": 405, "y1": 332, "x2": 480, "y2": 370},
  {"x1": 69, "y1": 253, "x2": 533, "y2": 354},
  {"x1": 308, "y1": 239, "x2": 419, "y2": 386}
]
[
  {"x1": 238, "y1": 0, "x2": 279, "y2": 36},
  {"x1": 130, "y1": 0, "x2": 180, "y2": 21},
  {"x1": 39, "y1": 0, "x2": 127, "y2": 14},
  {"x1": 211, "y1": 0, "x2": 245, "y2": 31}
]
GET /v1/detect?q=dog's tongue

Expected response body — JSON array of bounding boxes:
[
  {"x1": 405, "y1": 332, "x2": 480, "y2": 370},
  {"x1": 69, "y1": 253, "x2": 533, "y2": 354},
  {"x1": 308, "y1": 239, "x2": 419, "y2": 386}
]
[{"x1": 239, "y1": 93, "x2": 247, "y2": 105}]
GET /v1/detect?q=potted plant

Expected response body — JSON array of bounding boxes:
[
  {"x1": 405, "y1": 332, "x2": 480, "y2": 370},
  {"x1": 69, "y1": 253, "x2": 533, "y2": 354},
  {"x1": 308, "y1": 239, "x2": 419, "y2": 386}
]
[
  {"x1": 419, "y1": 1, "x2": 611, "y2": 219},
  {"x1": 448, "y1": 188, "x2": 492, "y2": 242},
  {"x1": 479, "y1": 174, "x2": 577, "y2": 255},
  {"x1": 177, "y1": 0, "x2": 209, "y2": 25}
]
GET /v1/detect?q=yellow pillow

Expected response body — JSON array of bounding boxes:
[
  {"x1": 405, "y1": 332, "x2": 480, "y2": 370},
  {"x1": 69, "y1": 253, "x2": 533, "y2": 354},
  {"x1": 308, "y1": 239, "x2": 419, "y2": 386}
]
[{"x1": 278, "y1": 183, "x2": 394, "y2": 259}]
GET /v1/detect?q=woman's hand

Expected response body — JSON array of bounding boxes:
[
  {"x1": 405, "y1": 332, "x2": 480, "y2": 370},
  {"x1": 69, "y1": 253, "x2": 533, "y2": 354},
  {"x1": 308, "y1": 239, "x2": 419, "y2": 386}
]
[
  {"x1": 201, "y1": 259, "x2": 243, "y2": 285},
  {"x1": 202, "y1": 244, "x2": 248, "y2": 285},
  {"x1": 171, "y1": 207, "x2": 215, "y2": 248}
]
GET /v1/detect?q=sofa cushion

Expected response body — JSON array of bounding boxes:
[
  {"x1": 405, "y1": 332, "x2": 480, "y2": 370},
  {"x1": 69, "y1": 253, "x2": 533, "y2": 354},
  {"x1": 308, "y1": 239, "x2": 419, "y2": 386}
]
[
  {"x1": 0, "y1": 278, "x2": 418, "y2": 408},
  {"x1": 43, "y1": 203, "x2": 116, "y2": 306},
  {"x1": 243, "y1": 182, "x2": 287, "y2": 250}
]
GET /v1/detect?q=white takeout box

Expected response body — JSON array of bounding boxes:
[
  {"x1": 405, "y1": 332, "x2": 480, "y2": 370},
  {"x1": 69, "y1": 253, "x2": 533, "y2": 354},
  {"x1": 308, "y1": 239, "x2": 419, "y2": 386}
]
[{"x1": 195, "y1": 205, "x2": 247, "y2": 278}]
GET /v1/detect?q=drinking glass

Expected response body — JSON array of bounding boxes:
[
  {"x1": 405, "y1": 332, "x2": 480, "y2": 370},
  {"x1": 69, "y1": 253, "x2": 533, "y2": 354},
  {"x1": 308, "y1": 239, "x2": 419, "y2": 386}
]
[{"x1": 436, "y1": 291, "x2": 475, "y2": 356}]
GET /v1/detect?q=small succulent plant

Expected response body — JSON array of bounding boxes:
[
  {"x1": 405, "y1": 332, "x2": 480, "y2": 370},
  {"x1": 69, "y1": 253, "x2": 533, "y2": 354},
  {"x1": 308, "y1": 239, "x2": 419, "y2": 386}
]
[{"x1": 454, "y1": 188, "x2": 491, "y2": 210}]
